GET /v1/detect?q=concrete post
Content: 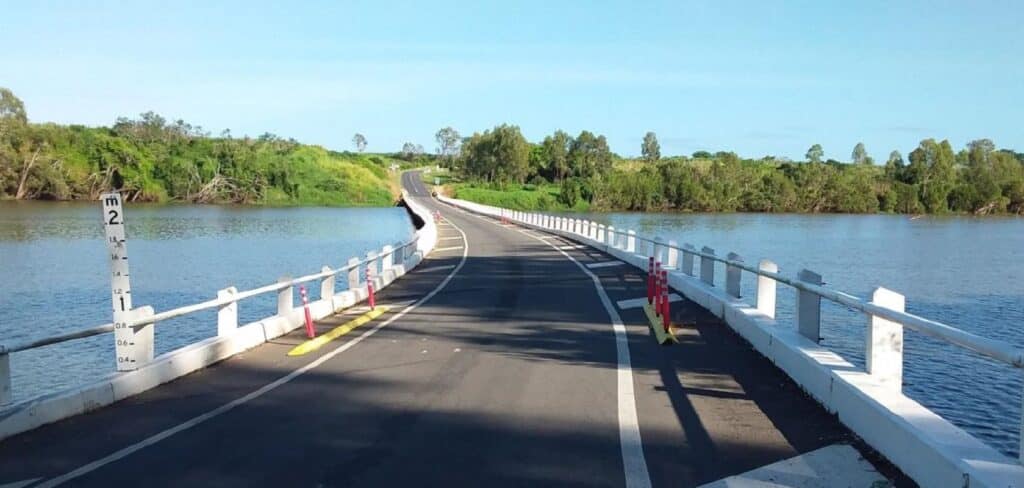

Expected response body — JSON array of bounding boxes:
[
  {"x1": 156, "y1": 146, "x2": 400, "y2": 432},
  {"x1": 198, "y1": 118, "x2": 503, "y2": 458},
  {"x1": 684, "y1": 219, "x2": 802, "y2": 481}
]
[
  {"x1": 366, "y1": 251, "x2": 379, "y2": 286},
  {"x1": 700, "y1": 247, "x2": 715, "y2": 285},
  {"x1": 666, "y1": 240, "x2": 679, "y2": 269},
  {"x1": 573, "y1": 219, "x2": 580, "y2": 234},
  {"x1": 320, "y1": 266, "x2": 335, "y2": 301},
  {"x1": 278, "y1": 276, "x2": 293, "y2": 316},
  {"x1": 392, "y1": 241, "x2": 404, "y2": 266},
  {"x1": 606, "y1": 226, "x2": 616, "y2": 247},
  {"x1": 653, "y1": 236, "x2": 665, "y2": 264},
  {"x1": 726, "y1": 252, "x2": 743, "y2": 298},
  {"x1": 796, "y1": 269, "x2": 823, "y2": 342},
  {"x1": 217, "y1": 286, "x2": 238, "y2": 336},
  {"x1": 597, "y1": 224, "x2": 605, "y2": 243},
  {"x1": 757, "y1": 260, "x2": 778, "y2": 319},
  {"x1": 626, "y1": 230, "x2": 637, "y2": 252},
  {"x1": 867, "y1": 287, "x2": 904, "y2": 390},
  {"x1": 682, "y1": 244, "x2": 696, "y2": 276},
  {"x1": 381, "y1": 245, "x2": 394, "y2": 272},
  {"x1": 0, "y1": 353, "x2": 9, "y2": 406},
  {"x1": 347, "y1": 257, "x2": 361, "y2": 290}
]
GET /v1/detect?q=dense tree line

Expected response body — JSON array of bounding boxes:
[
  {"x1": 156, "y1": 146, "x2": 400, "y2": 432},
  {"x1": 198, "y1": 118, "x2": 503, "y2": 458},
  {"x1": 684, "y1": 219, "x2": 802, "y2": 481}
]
[
  {"x1": 455, "y1": 124, "x2": 1024, "y2": 215},
  {"x1": 0, "y1": 88, "x2": 395, "y2": 205}
]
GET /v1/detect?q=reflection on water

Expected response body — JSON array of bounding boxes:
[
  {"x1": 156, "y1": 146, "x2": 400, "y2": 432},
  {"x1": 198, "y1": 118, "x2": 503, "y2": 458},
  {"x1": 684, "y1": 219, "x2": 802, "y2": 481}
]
[
  {"x1": 0, "y1": 201, "x2": 413, "y2": 403},
  {"x1": 563, "y1": 211, "x2": 1024, "y2": 457}
]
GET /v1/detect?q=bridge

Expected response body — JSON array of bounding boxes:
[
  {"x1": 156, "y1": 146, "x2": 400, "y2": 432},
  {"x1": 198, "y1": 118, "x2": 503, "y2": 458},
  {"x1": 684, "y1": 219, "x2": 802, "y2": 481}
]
[{"x1": 0, "y1": 171, "x2": 1020, "y2": 487}]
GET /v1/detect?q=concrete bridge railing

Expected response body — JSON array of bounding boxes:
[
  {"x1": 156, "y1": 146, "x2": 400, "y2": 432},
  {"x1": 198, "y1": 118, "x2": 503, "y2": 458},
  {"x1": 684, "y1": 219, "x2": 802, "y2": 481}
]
[
  {"x1": 437, "y1": 195, "x2": 1024, "y2": 488},
  {"x1": 0, "y1": 191, "x2": 437, "y2": 441}
]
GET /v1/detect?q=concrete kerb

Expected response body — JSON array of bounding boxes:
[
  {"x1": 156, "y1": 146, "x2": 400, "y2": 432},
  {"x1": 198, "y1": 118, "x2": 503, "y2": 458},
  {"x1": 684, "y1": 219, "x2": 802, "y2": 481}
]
[
  {"x1": 0, "y1": 192, "x2": 437, "y2": 442},
  {"x1": 435, "y1": 195, "x2": 1024, "y2": 488}
]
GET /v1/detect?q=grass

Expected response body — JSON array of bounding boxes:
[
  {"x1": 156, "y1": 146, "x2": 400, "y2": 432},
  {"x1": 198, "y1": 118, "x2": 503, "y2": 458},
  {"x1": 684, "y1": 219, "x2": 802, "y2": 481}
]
[{"x1": 450, "y1": 182, "x2": 590, "y2": 212}]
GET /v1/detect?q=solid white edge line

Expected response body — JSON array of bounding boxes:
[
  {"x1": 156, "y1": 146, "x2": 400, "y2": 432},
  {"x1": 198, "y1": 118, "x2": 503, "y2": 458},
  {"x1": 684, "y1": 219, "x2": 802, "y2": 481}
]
[
  {"x1": 433, "y1": 246, "x2": 464, "y2": 252},
  {"x1": 37, "y1": 198, "x2": 470, "y2": 488},
  {"x1": 448, "y1": 205, "x2": 652, "y2": 488}
]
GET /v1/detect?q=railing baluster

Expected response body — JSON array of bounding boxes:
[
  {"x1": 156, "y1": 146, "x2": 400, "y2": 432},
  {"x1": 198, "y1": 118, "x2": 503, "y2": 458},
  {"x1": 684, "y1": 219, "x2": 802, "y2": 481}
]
[
  {"x1": 700, "y1": 246, "x2": 715, "y2": 285},
  {"x1": 796, "y1": 269, "x2": 823, "y2": 342},
  {"x1": 682, "y1": 244, "x2": 695, "y2": 276},
  {"x1": 867, "y1": 287, "x2": 905, "y2": 389},
  {"x1": 217, "y1": 286, "x2": 238, "y2": 336},
  {"x1": 627, "y1": 230, "x2": 637, "y2": 252},
  {"x1": 347, "y1": 257, "x2": 361, "y2": 290},
  {"x1": 1, "y1": 353, "x2": 11, "y2": 406},
  {"x1": 277, "y1": 276, "x2": 293, "y2": 316},
  {"x1": 667, "y1": 240, "x2": 679, "y2": 269},
  {"x1": 320, "y1": 266, "x2": 335, "y2": 300},
  {"x1": 757, "y1": 260, "x2": 778, "y2": 318},
  {"x1": 726, "y1": 252, "x2": 743, "y2": 298}
]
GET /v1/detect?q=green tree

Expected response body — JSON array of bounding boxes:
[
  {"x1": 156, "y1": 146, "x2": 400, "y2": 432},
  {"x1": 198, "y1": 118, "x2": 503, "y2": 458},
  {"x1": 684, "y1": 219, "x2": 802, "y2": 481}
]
[
  {"x1": 641, "y1": 131, "x2": 660, "y2": 162},
  {"x1": 852, "y1": 142, "x2": 870, "y2": 165},
  {"x1": 542, "y1": 130, "x2": 572, "y2": 181},
  {"x1": 806, "y1": 144, "x2": 824, "y2": 163},
  {"x1": 434, "y1": 127, "x2": 461, "y2": 162},
  {"x1": 568, "y1": 130, "x2": 612, "y2": 179},
  {"x1": 352, "y1": 133, "x2": 367, "y2": 153}
]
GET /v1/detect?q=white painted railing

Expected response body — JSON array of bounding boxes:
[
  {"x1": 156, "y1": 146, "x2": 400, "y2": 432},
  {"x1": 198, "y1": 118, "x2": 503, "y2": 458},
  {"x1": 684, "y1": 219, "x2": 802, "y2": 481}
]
[
  {"x1": 0, "y1": 191, "x2": 437, "y2": 411},
  {"x1": 438, "y1": 196, "x2": 1024, "y2": 487}
]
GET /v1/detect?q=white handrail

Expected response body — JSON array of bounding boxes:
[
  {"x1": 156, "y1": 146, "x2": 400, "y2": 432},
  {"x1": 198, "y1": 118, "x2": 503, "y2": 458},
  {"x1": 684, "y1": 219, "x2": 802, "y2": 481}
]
[
  {"x1": 0, "y1": 235, "x2": 420, "y2": 355},
  {"x1": 594, "y1": 226, "x2": 1024, "y2": 368}
]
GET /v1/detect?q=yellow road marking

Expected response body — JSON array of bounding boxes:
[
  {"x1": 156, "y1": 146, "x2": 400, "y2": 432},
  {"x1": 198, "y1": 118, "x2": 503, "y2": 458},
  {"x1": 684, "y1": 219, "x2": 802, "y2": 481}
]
[
  {"x1": 287, "y1": 307, "x2": 390, "y2": 356},
  {"x1": 643, "y1": 303, "x2": 678, "y2": 345}
]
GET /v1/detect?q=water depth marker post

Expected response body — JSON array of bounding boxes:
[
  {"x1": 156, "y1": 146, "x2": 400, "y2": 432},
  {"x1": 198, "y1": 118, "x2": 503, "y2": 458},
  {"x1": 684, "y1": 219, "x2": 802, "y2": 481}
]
[{"x1": 101, "y1": 192, "x2": 152, "y2": 371}]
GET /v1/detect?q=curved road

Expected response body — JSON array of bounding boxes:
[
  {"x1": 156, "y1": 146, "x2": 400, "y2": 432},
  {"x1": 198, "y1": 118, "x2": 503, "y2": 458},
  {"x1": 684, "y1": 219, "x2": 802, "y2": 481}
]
[{"x1": 0, "y1": 171, "x2": 866, "y2": 487}]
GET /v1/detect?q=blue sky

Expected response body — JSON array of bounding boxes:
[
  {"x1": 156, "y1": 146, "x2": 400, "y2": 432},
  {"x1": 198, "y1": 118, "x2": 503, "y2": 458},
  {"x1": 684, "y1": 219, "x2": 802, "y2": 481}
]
[{"x1": 2, "y1": 1, "x2": 1022, "y2": 160}]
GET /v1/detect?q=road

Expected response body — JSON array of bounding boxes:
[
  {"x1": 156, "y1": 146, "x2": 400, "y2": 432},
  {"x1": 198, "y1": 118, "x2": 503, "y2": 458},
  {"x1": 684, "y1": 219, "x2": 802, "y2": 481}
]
[{"x1": 0, "y1": 170, "x2": 876, "y2": 487}]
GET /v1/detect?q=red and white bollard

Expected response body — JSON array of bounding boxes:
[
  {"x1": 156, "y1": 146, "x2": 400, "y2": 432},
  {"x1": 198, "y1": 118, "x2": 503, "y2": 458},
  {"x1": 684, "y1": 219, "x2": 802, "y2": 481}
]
[
  {"x1": 366, "y1": 267, "x2": 376, "y2": 310},
  {"x1": 661, "y1": 269, "x2": 670, "y2": 332},
  {"x1": 300, "y1": 285, "x2": 315, "y2": 339},
  {"x1": 647, "y1": 257, "x2": 655, "y2": 304}
]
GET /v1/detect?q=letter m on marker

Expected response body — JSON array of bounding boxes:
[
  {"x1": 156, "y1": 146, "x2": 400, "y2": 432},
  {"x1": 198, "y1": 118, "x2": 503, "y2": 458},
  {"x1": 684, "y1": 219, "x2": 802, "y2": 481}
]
[{"x1": 104, "y1": 195, "x2": 119, "y2": 207}]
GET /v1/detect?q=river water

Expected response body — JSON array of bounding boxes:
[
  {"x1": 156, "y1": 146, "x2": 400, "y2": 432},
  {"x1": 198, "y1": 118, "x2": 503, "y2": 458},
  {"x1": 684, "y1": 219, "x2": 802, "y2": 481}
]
[
  {"x1": 560, "y1": 211, "x2": 1024, "y2": 458},
  {"x1": 0, "y1": 201, "x2": 414, "y2": 404}
]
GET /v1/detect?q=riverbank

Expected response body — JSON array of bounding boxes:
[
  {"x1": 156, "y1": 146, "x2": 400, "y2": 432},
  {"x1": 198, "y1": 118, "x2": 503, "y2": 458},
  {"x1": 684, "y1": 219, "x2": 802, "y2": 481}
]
[{"x1": 0, "y1": 89, "x2": 402, "y2": 206}]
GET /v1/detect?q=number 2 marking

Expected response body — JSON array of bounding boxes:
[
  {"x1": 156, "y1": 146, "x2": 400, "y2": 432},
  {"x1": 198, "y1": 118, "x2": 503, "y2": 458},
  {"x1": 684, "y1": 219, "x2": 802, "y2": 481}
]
[{"x1": 107, "y1": 209, "x2": 120, "y2": 225}]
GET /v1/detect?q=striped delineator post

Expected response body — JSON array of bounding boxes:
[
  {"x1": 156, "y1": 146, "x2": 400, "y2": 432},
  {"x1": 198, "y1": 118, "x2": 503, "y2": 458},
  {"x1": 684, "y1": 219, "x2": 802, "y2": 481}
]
[
  {"x1": 661, "y1": 269, "x2": 670, "y2": 332},
  {"x1": 647, "y1": 257, "x2": 655, "y2": 304}
]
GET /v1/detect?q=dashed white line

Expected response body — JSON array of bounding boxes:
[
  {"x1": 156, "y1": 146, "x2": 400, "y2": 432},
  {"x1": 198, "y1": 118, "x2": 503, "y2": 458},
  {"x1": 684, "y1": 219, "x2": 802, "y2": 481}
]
[{"x1": 586, "y1": 261, "x2": 625, "y2": 269}]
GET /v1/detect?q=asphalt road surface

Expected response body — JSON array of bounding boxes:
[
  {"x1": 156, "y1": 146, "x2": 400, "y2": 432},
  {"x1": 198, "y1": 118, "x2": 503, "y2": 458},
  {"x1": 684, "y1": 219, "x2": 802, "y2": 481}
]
[{"x1": 0, "y1": 170, "x2": 881, "y2": 487}]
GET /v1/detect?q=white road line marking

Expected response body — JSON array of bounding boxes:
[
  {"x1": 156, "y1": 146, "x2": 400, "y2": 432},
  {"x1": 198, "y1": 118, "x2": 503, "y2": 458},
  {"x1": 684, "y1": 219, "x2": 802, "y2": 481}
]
[
  {"x1": 0, "y1": 478, "x2": 41, "y2": 488},
  {"x1": 438, "y1": 236, "x2": 461, "y2": 241},
  {"x1": 586, "y1": 261, "x2": 625, "y2": 269},
  {"x1": 416, "y1": 264, "x2": 456, "y2": 273},
  {"x1": 616, "y1": 295, "x2": 682, "y2": 310},
  {"x1": 456, "y1": 208, "x2": 652, "y2": 488},
  {"x1": 433, "y1": 246, "x2": 464, "y2": 253},
  {"x1": 518, "y1": 231, "x2": 652, "y2": 488},
  {"x1": 37, "y1": 203, "x2": 471, "y2": 488},
  {"x1": 559, "y1": 244, "x2": 586, "y2": 250}
]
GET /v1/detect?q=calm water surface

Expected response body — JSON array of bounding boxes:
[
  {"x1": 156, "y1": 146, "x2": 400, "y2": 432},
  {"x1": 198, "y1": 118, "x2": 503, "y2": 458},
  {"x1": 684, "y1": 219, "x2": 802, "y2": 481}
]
[
  {"x1": 0, "y1": 201, "x2": 413, "y2": 403},
  {"x1": 562, "y1": 211, "x2": 1024, "y2": 457}
]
